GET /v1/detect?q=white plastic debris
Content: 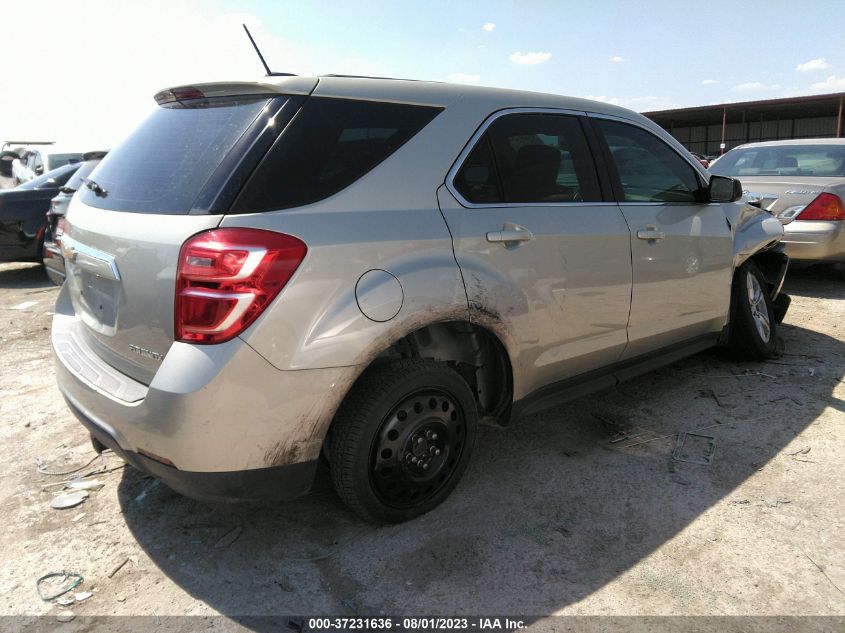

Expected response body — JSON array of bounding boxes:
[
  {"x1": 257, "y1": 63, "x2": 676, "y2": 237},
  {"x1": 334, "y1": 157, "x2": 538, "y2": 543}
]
[
  {"x1": 74, "y1": 591, "x2": 93, "y2": 602},
  {"x1": 51, "y1": 491, "x2": 89, "y2": 510},
  {"x1": 9, "y1": 301, "x2": 37, "y2": 311},
  {"x1": 56, "y1": 598, "x2": 74, "y2": 606},
  {"x1": 66, "y1": 479, "x2": 104, "y2": 491},
  {"x1": 56, "y1": 611, "x2": 75, "y2": 622},
  {"x1": 71, "y1": 513, "x2": 86, "y2": 523}
]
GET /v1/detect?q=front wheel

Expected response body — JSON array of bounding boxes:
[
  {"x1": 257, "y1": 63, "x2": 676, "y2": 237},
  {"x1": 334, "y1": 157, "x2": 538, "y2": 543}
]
[
  {"x1": 329, "y1": 359, "x2": 478, "y2": 524},
  {"x1": 727, "y1": 260, "x2": 778, "y2": 360}
]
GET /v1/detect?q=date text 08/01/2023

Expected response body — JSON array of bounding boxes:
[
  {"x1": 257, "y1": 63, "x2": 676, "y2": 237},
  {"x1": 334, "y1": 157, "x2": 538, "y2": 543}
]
[{"x1": 307, "y1": 618, "x2": 527, "y2": 630}]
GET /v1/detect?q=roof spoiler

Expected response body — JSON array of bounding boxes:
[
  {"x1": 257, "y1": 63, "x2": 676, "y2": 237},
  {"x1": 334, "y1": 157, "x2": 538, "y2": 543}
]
[{"x1": 153, "y1": 78, "x2": 315, "y2": 105}]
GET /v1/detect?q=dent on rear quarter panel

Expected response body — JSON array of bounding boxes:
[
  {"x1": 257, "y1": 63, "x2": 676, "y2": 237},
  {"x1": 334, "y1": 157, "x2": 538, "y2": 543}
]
[{"x1": 729, "y1": 202, "x2": 785, "y2": 267}]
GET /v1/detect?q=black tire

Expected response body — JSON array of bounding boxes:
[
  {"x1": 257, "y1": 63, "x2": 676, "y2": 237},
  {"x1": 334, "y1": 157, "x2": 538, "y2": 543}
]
[
  {"x1": 728, "y1": 260, "x2": 778, "y2": 360},
  {"x1": 329, "y1": 359, "x2": 478, "y2": 524}
]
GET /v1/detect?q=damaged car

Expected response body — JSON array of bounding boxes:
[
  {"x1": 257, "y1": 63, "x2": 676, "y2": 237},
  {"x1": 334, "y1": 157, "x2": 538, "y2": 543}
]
[{"x1": 53, "y1": 76, "x2": 789, "y2": 523}]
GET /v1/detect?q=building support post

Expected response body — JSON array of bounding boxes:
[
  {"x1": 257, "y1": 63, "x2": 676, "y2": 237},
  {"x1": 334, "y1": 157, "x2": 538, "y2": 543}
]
[
  {"x1": 837, "y1": 95, "x2": 843, "y2": 138},
  {"x1": 720, "y1": 107, "x2": 727, "y2": 155}
]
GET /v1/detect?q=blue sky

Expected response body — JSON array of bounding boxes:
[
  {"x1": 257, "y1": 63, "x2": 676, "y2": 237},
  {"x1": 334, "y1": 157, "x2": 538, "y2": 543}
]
[{"x1": 4, "y1": 0, "x2": 844, "y2": 147}]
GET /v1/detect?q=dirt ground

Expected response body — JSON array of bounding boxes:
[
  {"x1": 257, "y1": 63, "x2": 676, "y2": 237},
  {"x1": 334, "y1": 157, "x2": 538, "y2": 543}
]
[{"x1": 0, "y1": 250, "x2": 843, "y2": 628}]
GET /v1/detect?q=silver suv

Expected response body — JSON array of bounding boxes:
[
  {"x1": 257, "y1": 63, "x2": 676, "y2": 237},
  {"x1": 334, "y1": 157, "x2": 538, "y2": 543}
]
[{"x1": 53, "y1": 76, "x2": 789, "y2": 523}]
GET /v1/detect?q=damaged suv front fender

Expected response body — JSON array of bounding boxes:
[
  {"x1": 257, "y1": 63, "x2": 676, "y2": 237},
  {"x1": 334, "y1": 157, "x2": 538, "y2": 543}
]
[{"x1": 728, "y1": 201, "x2": 785, "y2": 269}]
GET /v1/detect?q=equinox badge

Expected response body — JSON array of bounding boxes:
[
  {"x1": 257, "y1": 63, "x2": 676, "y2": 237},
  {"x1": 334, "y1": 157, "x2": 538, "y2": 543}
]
[{"x1": 128, "y1": 344, "x2": 164, "y2": 361}]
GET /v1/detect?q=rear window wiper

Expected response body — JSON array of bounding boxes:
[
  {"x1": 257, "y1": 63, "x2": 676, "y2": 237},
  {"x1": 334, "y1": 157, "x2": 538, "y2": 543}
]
[{"x1": 84, "y1": 178, "x2": 108, "y2": 197}]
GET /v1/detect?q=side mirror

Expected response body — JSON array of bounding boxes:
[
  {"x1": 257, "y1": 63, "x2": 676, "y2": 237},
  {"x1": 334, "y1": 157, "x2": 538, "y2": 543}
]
[{"x1": 708, "y1": 175, "x2": 742, "y2": 202}]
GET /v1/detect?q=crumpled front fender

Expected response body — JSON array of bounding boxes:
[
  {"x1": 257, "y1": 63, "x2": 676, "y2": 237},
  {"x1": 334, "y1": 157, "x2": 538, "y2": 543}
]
[{"x1": 729, "y1": 202, "x2": 785, "y2": 268}]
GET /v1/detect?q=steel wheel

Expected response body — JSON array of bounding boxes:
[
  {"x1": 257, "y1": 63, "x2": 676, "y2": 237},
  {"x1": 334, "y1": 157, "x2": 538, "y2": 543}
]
[
  {"x1": 370, "y1": 390, "x2": 465, "y2": 508},
  {"x1": 330, "y1": 359, "x2": 478, "y2": 523},
  {"x1": 746, "y1": 271, "x2": 771, "y2": 343}
]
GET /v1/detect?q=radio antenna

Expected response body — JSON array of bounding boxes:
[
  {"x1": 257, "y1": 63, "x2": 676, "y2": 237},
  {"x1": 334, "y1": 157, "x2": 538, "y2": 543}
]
[{"x1": 242, "y1": 24, "x2": 296, "y2": 77}]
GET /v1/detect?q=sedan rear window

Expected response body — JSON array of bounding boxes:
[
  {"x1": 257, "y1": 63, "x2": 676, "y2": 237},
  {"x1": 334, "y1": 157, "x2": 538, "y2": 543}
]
[
  {"x1": 711, "y1": 145, "x2": 845, "y2": 178},
  {"x1": 232, "y1": 98, "x2": 443, "y2": 212},
  {"x1": 78, "y1": 96, "x2": 271, "y2": 213}
]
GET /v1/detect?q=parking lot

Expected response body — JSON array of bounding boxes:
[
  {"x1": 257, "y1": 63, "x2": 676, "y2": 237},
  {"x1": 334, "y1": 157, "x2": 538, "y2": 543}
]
[{"x1": 0, "y1": 246, "x2": 843, "y2": 623}]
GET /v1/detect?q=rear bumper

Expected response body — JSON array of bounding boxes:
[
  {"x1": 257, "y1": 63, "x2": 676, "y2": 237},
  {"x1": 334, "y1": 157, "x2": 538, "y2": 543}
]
[
  {"x1": 782, "y1": 220, "x2": 845, "y2": 262},
  {"x1": 52, "y1": 283, "x2": 356, "y2": 502},
  {"x1": 64, "y1": 395, "x2": 317, "y2": 503}
]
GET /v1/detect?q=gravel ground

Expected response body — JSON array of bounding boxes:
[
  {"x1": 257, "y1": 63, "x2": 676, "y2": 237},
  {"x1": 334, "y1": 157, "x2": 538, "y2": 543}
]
[{"x1": 0, "y1": 260, "x2": 842, "y2": 628}]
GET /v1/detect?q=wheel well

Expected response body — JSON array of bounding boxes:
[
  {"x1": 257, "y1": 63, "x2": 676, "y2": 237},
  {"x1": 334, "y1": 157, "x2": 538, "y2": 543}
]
[
  {"x1": 749, "y1": 248, "x2": 789, "y2": 295},
  {"x1": 371, "y1": 321, "x2": 513, "y2": 422}
]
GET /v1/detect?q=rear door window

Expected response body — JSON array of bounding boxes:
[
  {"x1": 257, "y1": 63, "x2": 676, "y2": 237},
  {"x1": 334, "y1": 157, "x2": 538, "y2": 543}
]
[
  {"x1": 595, "y1": 119, "x2": 703, "y2": 203},
  {"x1": 452, "y1": 136, "x2": 504, "y2": 204},
  {"x1": 232, "y1": 98, "x2": 443, "y2": 212},
  {"x1": 78, "y1": 96, "x2": 273, "y2": 214},
  {"x1": 453, "y1": 113, "x2": 602, "y2": 204}
]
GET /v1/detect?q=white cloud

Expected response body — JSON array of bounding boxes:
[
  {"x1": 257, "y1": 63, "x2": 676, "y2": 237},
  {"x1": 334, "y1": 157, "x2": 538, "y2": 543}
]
[
  {"x1": 581, "y1": 94, "x2": 673, "y2": 111},
  {"x1": 609, "y1": 55, "x2": 625, "y2": 63},
  {"x1": 701, "y1": 79, "x2": 718, "y2": 85},
  {"x1": 509, "y1": 51, "x2": 552, "y2": 65},
  {"x1": 447, "y1": 73, "x2": 481, "y2": 83},
  {"x1": 810, "y1": 75, "x2": 845, "y2": 90},
  {"x1": 482, "y1": 22, "x2": 496, "y2": 31},
  {"x1": 796, "y1": 57, "x2": 830, "y2": 72},
  {"x1": 732, "y1": 81, "x2": 783, "y2": 92}
]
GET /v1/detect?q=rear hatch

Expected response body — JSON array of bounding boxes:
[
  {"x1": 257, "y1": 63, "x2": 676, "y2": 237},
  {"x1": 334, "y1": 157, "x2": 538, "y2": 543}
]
[{"x1": 62, "y1": 83, "x2": 310, "y2": 384}]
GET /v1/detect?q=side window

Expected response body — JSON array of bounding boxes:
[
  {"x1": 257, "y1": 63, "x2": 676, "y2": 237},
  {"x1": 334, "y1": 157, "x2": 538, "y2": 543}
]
[
  {"x1": 595, "y1": 119, "x2": 702, "y2": 203},
  {"x1": 233, "y1": 98, "x2": 443, "y2": 212},
  {"x1": 454, "y1": 113, "x2": 601, "y2": 204}
]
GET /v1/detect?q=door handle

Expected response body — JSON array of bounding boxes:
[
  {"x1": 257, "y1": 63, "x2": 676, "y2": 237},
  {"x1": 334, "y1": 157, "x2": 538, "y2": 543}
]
[
  {"x1": 636, "y1": 225, "x2": 666, "y2": 241},
  {"x1": 486, "y1": 225, "x2": 534, "y2": 244}
]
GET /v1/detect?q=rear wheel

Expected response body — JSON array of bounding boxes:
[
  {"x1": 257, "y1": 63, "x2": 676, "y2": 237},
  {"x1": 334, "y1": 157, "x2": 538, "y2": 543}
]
[
  {"x1": 728, "y1": 260, "x2": 778, "y2": 360},
  {"x1": 329, "y1": 359, "x2": 477, "y2": 524}
]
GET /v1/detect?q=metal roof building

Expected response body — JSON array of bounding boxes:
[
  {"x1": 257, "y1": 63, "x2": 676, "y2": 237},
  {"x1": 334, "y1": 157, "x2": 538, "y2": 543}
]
[{"x1": 644, "y1": 92, "x2": 844, "y2": 157}]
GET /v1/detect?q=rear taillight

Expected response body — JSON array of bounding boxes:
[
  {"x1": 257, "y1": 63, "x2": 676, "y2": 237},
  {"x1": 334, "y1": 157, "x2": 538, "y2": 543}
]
[
  {"x1": 175, "y1": 228, "x2": 307, "y2": 344},
  {"x1": 795, "y1": 193, "x2": 845, "y2": 221},
  {"x1": 55, "y1": 218, "x2": 70, "y2": 247}
]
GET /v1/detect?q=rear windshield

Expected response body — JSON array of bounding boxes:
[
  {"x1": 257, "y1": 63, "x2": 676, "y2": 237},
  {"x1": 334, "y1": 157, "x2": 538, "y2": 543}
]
[
  {"x1": 232, "y1": 97, "x2": 443, "y2": 212},
  {"x1": 78, "y1": 96, "x2": 271, "y2": 213},
  {"x1": 19, "y1": 162, "x2": 78, "y2": 190},
  {"x1": 711, "y1": 144, "x2": 845, "y2": 178}
]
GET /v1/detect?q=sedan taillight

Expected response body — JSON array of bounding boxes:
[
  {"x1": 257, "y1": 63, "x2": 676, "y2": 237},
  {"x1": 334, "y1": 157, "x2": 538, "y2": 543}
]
[
  {"x1": 175, "y1": 228, "x2": 307, "y2": 344},
  {"x1": 795, "y1": 193, "x2": 845, "y2": 221}
]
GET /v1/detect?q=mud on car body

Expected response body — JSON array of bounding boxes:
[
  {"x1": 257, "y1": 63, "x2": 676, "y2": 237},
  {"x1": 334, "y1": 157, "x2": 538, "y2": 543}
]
[{"x1": 54, "y1": 76, "x2": 789, "y2": 523}]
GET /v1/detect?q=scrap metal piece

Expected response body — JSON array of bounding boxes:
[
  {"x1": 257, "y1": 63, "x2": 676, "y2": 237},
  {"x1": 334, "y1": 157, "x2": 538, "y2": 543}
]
[{"x1": 672, "y1": 432, "x2": 716, "y2": 465}]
